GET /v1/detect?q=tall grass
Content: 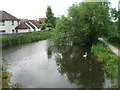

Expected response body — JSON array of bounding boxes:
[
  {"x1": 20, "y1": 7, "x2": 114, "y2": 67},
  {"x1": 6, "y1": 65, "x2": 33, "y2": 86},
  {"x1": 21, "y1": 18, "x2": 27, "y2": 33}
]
[
  {"x1": 91, "y1": 42, "x2": 119, "y2": 88},
  {"x1": 0, "y1": 66, "x2": 24, "y2": 88},
  {"x1": 1, "y1": 31, "x2": 52, "y2": 47}
]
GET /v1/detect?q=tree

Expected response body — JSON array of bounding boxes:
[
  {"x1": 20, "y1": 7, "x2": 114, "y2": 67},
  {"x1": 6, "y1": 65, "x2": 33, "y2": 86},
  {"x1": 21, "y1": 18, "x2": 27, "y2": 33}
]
[
  {"x1": 54, "y1": 2, "x2": 110, "y2": 47},
  {"x1": 110, "y1": 8, "x2": 118, "y2": 21},
  {"x1": 46, "y1": 5, "x2": 55, "y2": 27}
]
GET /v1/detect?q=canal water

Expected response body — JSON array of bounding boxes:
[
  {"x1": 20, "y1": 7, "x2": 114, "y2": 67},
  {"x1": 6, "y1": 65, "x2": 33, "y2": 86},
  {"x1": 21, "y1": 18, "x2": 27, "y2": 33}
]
[{"x1": 2, "y1": 40, "x2": 111, "y2": 88}]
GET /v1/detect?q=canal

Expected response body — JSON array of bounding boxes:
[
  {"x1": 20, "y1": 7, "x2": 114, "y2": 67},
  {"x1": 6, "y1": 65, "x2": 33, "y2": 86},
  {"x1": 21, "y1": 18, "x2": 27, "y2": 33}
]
[{"x1": 2, "y1": 40, "x2": 111, "y2": 88}]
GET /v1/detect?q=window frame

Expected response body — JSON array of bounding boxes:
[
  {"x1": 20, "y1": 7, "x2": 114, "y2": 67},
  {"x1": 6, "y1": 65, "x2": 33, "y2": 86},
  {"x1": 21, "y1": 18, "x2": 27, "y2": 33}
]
[
  {"x1": 12, "y1": 20, "x2": 14, "y2": 25},
  {"x1": 0, "y1": 20, "x2": 5, "y2": 26}
]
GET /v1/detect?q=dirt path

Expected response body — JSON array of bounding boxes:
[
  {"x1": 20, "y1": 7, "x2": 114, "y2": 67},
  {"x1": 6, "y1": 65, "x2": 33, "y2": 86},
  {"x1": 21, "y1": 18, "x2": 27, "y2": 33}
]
[{"x1": 98, "y1": 38, "x2": 120, "y2": 57}]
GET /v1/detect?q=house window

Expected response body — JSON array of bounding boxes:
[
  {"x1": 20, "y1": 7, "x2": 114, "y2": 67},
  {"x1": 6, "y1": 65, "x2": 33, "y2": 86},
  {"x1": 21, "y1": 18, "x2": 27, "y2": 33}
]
[
  {"x1": 3, "y1": 20, "x2": 5, "y2": 25},
  {"x1": 12, "y1": 30, "x2": 14, "y2": 33},
  {"x1": 0, "y1": 30, "x2": 6, "y2": 34},
  {"x1": 0, "y1": 21, "x2": 5, "y2": 26},
  {"x1": 17, "y1": 21, "x2": 19, "y2": 25},
  {"x1": 12, "y1": 20, "x2": 14, "y2": 25},
  {"x1": 0, "y1": 30, "x2": 5, "y2": 32},
  {"x1": 16, "y1": 30, "x2": 18, "y2": 33}
]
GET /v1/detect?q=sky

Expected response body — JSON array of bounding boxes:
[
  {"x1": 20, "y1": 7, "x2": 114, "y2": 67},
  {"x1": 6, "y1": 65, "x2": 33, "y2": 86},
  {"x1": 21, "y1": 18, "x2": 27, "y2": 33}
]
[{"x1": 0, "y1": 0, "x2": 118, "y2": 20}]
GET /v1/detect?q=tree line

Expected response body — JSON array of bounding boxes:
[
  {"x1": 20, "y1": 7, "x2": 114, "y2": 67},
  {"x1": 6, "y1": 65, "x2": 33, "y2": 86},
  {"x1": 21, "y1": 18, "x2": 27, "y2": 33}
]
[{"x1": 45, "y1": 1, "x2": 119, "y2": 47}]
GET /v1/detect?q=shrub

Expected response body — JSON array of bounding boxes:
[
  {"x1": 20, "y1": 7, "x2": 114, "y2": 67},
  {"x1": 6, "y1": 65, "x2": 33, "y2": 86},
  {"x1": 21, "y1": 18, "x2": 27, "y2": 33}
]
[{"x1": 46, "y1": 23, "x2": 54, "y2": 27}]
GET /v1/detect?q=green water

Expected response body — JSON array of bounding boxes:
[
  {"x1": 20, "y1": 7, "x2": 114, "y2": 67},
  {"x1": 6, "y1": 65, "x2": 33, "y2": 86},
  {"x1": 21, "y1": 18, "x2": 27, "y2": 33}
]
[{"x1": 2, "y1": 40, "x2": 111, "y2": 88}]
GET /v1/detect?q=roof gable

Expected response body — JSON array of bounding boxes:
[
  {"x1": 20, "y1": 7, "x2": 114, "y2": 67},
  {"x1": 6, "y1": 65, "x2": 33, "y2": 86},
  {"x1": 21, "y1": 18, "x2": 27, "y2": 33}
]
[
  {"x1": 15, "y1": 22, "x2": 30, "y2": 29},
  {"x1": 26, "y1": 21, "x2": 36, "y2": 29},
  {"x1": 29, "y1": 20, "x2": 40, "y2": 28},
  {"x1": 0, "y1": 11, "x2": 19, "y2": 21}
]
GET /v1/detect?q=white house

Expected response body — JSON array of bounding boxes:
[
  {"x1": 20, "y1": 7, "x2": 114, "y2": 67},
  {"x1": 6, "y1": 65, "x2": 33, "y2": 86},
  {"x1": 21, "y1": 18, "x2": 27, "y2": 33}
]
[
  {"x1": 0, "y1": 11, "x2": 48, "y2": 34},
  {"x1": 15, "y1": 22, "x2": 30, "y2": 33},
  {"x1": 0, "y1": 11, "x2": 20, "y2": 34}
]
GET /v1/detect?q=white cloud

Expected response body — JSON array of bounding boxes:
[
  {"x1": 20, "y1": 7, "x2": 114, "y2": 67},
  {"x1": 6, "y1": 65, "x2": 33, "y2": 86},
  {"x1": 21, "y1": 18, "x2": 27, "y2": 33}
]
[{"x1": 0, "y1": 0, "x2": 118, "y2": 20}]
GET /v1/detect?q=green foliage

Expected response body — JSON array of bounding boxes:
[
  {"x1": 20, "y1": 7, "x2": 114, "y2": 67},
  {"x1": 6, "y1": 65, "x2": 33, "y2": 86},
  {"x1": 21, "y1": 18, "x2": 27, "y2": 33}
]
[
  {"x1": 38, "y1": 23, "x2": 54, "y2": 27},
  {"x1": 2, "y1": 31, "x2": 52, "y2": 47},
  {"x1": 53, "y1": 16, "x2": 72, "y2": 46},
  {"x1": 54, "y1": 2, "x2": 110, "y2": 46},
  {"x1": 91, "y1": 42, "x2": 119, "y2": 87},
  {"x1": 104, "y1": 35, "x2": 120, "y2": 49},
  {"x1": 110, "y1": 8, "x2": 119, "y2": 20},
  {"x1": 46, "y1": 23, "x2": 54, "y2": 27},
  {"x1": 46, "y1": 5, "x2": 55, "y2": 27},
  {"x1": 38, "y1": 24, "x2": 46, "y2": 26},
  {"x1": 109, "y1": 36, "x2": 120, "y2": 43},
  {"x1": 104, "y1": 21, "x2": 120, "y2": 49}
]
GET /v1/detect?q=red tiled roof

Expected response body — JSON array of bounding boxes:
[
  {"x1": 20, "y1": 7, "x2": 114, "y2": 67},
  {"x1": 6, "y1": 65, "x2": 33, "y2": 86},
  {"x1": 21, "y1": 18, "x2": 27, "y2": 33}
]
[{"x1": 0, "y1": 11, "x2": 19, "y2": 21}]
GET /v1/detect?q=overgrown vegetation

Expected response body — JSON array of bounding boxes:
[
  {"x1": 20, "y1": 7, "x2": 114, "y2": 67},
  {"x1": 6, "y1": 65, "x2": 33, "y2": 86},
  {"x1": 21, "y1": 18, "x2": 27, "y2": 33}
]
[
  {"x1": 91, "y1": 42, "x2": 119, "y2": 88},
  {"x1": 38, "y1": 23, "x2": 54, "y2": 28},
  {"x1": 104, "y1": 22, "x2": 120, "y2": 49},
  {"x1": 107, "y1": 36, "x2": 120, "y2": 49},
  {"x1": 53, "y1": 2, "x2": 110, "y2": 46},
  {"x1": 0, "y1": 65, "x2": 24, "y2": 88},
  {"x1": 38, "y1": 24, "x2": 45, "y2": 26},
  {"x1": 1, "y1": 31, "x2": 52, "y2": 47}
]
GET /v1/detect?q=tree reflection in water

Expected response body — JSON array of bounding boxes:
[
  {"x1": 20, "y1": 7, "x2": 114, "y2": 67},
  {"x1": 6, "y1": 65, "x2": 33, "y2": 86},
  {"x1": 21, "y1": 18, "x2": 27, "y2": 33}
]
[{"x1": 47, "y1": 45, "x2": 105, "y2": 88}]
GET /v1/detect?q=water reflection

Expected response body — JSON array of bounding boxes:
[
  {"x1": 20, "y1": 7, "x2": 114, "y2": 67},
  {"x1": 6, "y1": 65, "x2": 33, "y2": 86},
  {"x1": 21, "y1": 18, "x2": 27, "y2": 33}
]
[
  {"x1": 2, "y1": 40, "x2": 111, "y2": 88},
  {"x1": 48, "y1": 45, "x2": 107, "y2": 88}
]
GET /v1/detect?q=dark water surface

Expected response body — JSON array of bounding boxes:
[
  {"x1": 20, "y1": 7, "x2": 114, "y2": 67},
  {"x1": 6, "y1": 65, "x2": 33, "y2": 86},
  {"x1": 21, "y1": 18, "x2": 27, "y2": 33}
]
[{"x1": 2, "y1": 40, "x2": 111, "y2": 88}]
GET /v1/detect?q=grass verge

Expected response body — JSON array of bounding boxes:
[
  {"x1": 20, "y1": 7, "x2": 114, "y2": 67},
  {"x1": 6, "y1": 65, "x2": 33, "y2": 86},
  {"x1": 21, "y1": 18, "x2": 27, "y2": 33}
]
[{"x1": 91, "y1": 42, "x2": 119, "y2": 88}]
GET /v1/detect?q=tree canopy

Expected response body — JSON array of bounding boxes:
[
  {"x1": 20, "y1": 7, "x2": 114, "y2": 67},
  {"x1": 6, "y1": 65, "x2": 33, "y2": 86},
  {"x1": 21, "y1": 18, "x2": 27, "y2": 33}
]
[
  {"x1": 54, "y1": 2, "x2": 110, "y2": 47},
  {"x1": 46, "y1": 5, "x2": 55, "y2": 27}
]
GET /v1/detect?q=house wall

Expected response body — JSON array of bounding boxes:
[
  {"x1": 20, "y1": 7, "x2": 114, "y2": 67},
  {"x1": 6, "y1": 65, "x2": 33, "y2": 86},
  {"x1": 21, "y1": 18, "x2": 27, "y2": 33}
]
[
  {"x1": 0, "y1": 26, "x2": 5, "y2": 31},
  {"x1": 0, "y1": 20, "x2": 19, "y2": 33},
  {"x1": 5, "y1": 21, "x2": 19, "y2": 33},
  {"x1": 17, "y1": 29, "x2": 29, "y2": 33},
  {"x1": 45, "y1": 27, "x2": 50, "y2": 31}
]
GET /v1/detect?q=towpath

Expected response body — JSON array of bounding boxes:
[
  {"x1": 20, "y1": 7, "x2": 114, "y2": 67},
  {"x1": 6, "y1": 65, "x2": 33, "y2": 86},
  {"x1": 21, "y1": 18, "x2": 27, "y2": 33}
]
[{"x1": 98, "y1": 38, "x2": 120, "y2": 57}]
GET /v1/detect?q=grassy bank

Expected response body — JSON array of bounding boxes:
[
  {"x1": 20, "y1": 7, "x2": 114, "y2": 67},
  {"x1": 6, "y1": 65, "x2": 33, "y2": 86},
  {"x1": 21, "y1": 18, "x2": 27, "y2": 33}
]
[
  {"x1": 91, "y1": 42, "x2": 119, "y2": 88},
  {"x1": 1, "y1": 31, "x2": 52, "y2": 47}
]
